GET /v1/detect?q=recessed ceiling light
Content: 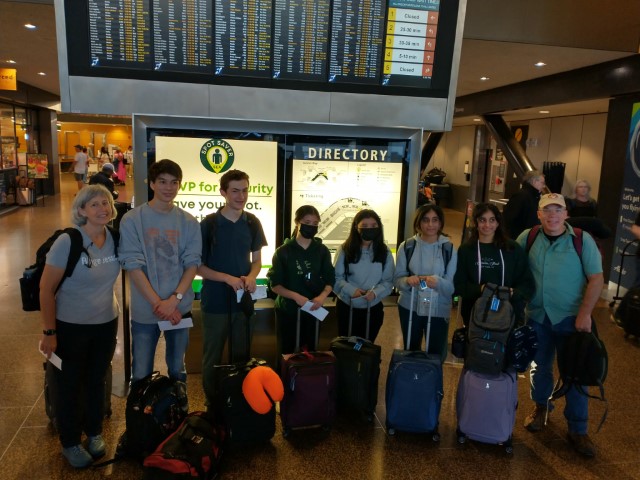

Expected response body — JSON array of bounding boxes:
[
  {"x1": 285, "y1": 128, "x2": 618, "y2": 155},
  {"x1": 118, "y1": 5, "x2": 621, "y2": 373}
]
[
  {"x1": 473, "y1": 118, "x2": 481, "y2": 122},
  {"x1": 480, "y1": 76, "x2": 490, "y2": 81},
  {"x1": 535, "y1": 62, "x2": 546, "y2": 67},
  {"x1": 539, "y1": 110, "x2": 550, "y2": 114},
  {"x1": 6, "y1": 59, "x2": 16, "y2": 64},
  {"x1": 24, "y1": 23, "x2": 37, "y2": 29},
  {"x1": 37, "y1": 72, "x2": 46, "y2": 76}
]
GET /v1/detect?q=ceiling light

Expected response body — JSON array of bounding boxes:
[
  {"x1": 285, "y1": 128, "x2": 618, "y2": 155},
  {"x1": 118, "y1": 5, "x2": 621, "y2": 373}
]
[
  {"x1": 535, "y1": 62, "x2": 546, "y2": 67},
  {"x1": 539, "y1": 110, "x2": 550, "y2": 114},
  {"x1": 6, "y1": 59, "x2": 16, "y2": 64},
  {"x1": 37, "y1": 72, "x2": 46, "y2": 76},
  {"x1": 24, "y1": 23, "x2": 37, "y2": 29},
  {"x1": 480, "y1": 76, "x2": 490, "y2": 81},
  {"x1": 473, "y1": 118, "x2": 481, "y2": 122}
]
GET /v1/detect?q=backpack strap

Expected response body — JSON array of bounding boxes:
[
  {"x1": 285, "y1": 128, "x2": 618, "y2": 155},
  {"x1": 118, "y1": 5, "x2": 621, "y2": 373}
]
[
  {"x1": 442, "y1": 242, "x2": 453, "y2": 275},
  {"x1": 403, "y1": 238, "x2": 417, "y2": 275},
  {"x1": 107, "y1": 225, "x2": 119, "y2": 257},
  {"x1": 404, "y1": 237, "x2": 452, "y2": 276},
  {"x1": 63, "y1": 228, "x2": 86, "y2": 279}
]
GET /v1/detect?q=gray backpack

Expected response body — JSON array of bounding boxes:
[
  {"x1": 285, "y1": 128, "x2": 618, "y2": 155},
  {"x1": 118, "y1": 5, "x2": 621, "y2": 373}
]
[{"x1": 465, "y1": 283, "x2": 515, "y2": 375}]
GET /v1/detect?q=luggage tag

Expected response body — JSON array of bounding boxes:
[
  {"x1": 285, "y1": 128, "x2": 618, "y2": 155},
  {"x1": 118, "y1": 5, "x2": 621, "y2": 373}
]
[
  {"x1": 417, "y1": 287, "x2": 438, "y2": 316},
  {"x1": 490, "y1": 297, "x2": 501, "y2": 312}
]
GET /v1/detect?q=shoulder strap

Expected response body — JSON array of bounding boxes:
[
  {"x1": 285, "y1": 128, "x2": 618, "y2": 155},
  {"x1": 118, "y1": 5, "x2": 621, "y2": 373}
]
[
  {"x1": 404, "y1": 238, "x2": 417, "y2": 274},
  {"x1": 442, "y1": 242, "x2": 453, "y2": 274},
  {"x1": 57, "y1": 228, "x2": 86, "y2": 293},
  {"x1": 525, "y1": 225, "x2": 541, "y2": 253},
  {"x1": 107, "y1": 226, "x2": 119, "y2": 257},
  {"x1": 244, "y1": 211, "x2": 261, "y2": 249}
]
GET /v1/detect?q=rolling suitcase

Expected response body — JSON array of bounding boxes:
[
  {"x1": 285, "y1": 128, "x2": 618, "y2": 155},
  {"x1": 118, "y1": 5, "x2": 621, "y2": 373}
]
[
  {"x1": 212, "y1": 290, "x2": 277, "y2": 444},
  {"x1": 456, "y1": 368, "x2": 517, "y2": 453},
  {"x1": 385, "y1": 287, "x2": 443, "y2": 439},
  {"x1": 280, "y1": 308, "x2": 337, "y2": 437},
  {"x1": 330, "y1": 301, "x2": 381, "y2": 421}
]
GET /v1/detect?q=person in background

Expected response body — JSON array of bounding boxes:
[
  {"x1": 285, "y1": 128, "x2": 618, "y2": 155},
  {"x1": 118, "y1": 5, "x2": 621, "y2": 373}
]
[
  {"x1": 124, "y1": 145, "x2": 134, "y2": 178},
  {"x1": 72, "y1": 145, "x2": 87, "y2": 193},
  {"x1": 393, "y1": 204, "x2": 457, "y2": 362},
  {"x1": 503, "y1": 170, "x2": 546, "y2": 239},
  {"x1": 268, "y1": 205, "x2": 335, "y2": 356},
  {"x1": 88, "y1": 163, "x2": 118, "y2": 199},
  {"x1": 118, "y1": 159, "x2": 201, "y2": 386},
  {"x1": 566, "y1": 180, "x2": 597, "y2": 218},
  {"x1": 454, "y1": 203, "x2": 534, "y2": 328},
  {"x1": 333, "y1": 209, "x2": 395, "y2": 342},
  {"x1": 197, "y1": 169, "x2": 267, "y2": 407},
  {"x1": 98, "y1": 147, "x2": 110, "y2": 168},
  {"x1": 39, "y1": 185, "x2": 120, "y2": 468},
  {"x1": 517, "y1": 193, "x2": 603, "y2": 458}
]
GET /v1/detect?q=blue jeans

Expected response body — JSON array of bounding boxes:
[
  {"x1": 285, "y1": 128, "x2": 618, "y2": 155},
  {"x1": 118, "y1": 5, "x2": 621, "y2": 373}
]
[
  {"x1": 131, "y1": 321, "x2": 189, "y2": 384},
  {"x1": 398, "y1": 305, "x2": 449, "y2": 363},
  {"x1": 529, "y1": 315, "x2": 589, "y2": 434}
]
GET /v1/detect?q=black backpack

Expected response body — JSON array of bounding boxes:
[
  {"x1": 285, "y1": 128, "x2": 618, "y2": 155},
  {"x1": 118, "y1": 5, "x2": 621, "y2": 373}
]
[
  {"x1": 550, "y1": 324, "x2": 608, "y2": 431},
  {"x1": 465, "y1": 283, "x2": 515, "y2": 374},
  {"x1": 19, "y1": 227, "x2": 119, "y2": 311},
  {"x1": 143, "y1": 411, "x2": 225, "y2": 480},
  {"x1": 96, "y1": 372, "x2": 188, "y2": 467}
]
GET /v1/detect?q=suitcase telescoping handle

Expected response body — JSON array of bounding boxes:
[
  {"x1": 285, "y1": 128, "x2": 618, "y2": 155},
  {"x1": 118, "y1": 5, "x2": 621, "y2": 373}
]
[
  {"x1": 296, "y1": 307, "x2": 320, "y2": 353},
  {"x1": 406, "y1": 286, "x2": 433, "y2": 352},
  {"x1": 348, "y1": 298, "x2": 371, "y2": 341},
  {"x1": 227, "y1": 286, "x2": 252, "y2": 363}
]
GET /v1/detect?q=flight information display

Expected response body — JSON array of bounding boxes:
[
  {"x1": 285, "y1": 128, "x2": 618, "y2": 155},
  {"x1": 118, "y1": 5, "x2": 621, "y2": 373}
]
[
  {"x1": 75, "y1": 0, "x2": 458, "y2": 96},
  {"x1": 328, "y1": 0, "x2": 385, "y2": 84},
  {"x1": 214, "y1": 0, "x2": 272, "y2": 77},
  {"x1": 152, "y1": 0, "x2": 212, "y2": 73},
  {"x1": 88, "y1": 0, "x2": 152, "y2": 68},
  {"x1": 272, "y1": 0, "x2": 331, "y2": 81}
]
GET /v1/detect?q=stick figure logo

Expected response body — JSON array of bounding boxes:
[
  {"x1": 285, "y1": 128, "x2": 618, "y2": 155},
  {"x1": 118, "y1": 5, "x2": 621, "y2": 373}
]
[{"x1": 200, "y1": 139, "x2": 235, "y2": 174}]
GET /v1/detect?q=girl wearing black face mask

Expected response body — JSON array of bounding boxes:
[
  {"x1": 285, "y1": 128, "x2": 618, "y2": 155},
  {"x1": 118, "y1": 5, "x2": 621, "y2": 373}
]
[
  {"x1": 267, "y1": 205, "x2": 335, "y2": 356},
  {"x1": 333, "y1": 209, "x2": 395, "y2": 342}
]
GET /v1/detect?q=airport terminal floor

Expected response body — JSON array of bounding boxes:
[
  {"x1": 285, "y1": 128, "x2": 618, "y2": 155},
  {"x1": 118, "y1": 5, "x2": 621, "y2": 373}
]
[{"x1": 1, "y1": 174, "x2": 640, "y2": 479}]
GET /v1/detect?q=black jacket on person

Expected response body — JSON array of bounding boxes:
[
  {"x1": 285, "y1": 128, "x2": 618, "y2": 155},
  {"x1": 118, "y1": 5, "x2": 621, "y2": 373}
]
[
  {"x1": 89, "y1": 171, "x2": 117, "y2": 198},
  {"x1": 503, "y1": 182, "x2": 541, "y2": 239}
]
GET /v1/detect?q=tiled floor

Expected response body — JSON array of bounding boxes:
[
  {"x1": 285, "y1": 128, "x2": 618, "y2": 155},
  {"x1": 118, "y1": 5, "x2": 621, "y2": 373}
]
[{"x1": 1, "y1": 174, "x2": 639, "y2": 479}]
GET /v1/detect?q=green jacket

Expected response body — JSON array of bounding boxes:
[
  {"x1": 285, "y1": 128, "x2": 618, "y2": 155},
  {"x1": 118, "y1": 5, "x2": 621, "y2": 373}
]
[{"x1": 267, "y1": 237, "x2": 335, "y2": 316}]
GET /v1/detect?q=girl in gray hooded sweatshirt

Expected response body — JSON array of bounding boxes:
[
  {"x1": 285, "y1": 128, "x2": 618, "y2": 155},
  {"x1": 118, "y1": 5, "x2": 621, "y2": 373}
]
[{"x1": 394, "y1": 204, "x2": 457, "y2": 363}]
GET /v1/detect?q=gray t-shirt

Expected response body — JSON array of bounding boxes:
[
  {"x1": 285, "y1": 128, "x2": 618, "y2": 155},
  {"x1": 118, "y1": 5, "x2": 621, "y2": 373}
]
[
  {"x1": 46, "y1": 226, "x2": 120, "y2": 324},
  {"x1": 74, "y1": 152, "x2": 88, "y2": 174},
  {"x1": 119, "y1": 203, "x2": 202, "y2": 324}
]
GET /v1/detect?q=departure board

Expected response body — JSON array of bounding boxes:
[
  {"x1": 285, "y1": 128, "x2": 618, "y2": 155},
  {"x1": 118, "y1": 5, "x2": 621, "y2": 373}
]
[
  {"x1": 214, "y1": 0, "x2": 272, "y2": 77},
  {"x1": 383, "y1": 0, "x2": 440, "y2": 88},
  {"x1": 88, "y1": 0, "x2": 151, "y2": 68},
  {"x1": 272, "y1": 0, "x2": 331, "y2": 81},
  {"x1": 329, "y1": 0, "x2": 385, "y2": 84},
  {"x1": 152, "y1": 0, "x2": 212, "y2": 73}
]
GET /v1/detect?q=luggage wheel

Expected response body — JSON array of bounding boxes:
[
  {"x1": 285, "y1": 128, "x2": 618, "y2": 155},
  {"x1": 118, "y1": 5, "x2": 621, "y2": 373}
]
[
  {"x1": 366, "y1": 412, "x2": 374, "y2": 423},
  {"x1": 505, "y1": 445, "x2": 514, "y2": 454},
  {"x1": 388, "y1": 427, "x2": 396, "y2": 436},
  {"x1": 432, "y1": 432, "x2": 440, "y2": 442},
  {"x1": 322, "y1": 424, "x2": 331, "y2": 432},
  {"x1": 456, "y1": 428, "x2": 466, "y2": 444},
  {"x1": 283, "y1": 428, "x2": 291, "y2": 438}
]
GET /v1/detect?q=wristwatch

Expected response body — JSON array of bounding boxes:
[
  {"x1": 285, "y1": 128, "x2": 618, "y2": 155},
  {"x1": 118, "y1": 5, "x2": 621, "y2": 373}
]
[
  {"x1": 173, "y1": 292, "x2": 183, "y2": 301},
  {"x1": 43, "y1": 329, "x2": 56, "y2": 336}
]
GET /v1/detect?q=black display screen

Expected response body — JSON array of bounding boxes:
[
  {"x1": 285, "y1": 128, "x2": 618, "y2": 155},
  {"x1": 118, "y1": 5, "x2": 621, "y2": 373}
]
[{"x1": 68, "y1": 0, "x2": 458, "y2": 98}]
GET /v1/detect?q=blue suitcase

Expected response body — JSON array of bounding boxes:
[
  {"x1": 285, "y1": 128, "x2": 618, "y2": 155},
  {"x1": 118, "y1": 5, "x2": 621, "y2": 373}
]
[
  {"x1": 456, "y1": 368, "x2": 517, "y2": 453},
  {"x1": 385, "y1": 288, "x2": 443, "y2": 439}
]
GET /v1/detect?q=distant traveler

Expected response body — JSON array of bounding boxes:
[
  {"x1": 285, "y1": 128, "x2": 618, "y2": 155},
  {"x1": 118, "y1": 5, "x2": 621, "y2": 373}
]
[
  {"x1": 566, "y1": 179, "x2": 597, "y2": 218},
  {"x1": 88, "y1": 163, "x2": 118, "y2": 199},
  {"x1": 72, "y1": 145, "x2": 88, "y2": 193},
  {"x1": 503, "y1": 170, "x2": 546, "y2": 239}
]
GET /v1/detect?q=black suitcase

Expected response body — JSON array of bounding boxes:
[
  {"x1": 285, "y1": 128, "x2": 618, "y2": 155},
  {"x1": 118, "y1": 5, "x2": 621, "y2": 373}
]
[
  {"x1": 330, "y1": 301, "x2": 381, "y2": 421},
  {"x1": 44, "y1": 361, "x2": 113, "y2": 432},
  {"x1": 614, "y1": 287, "x2": 640, "y2": 338},
  {"x1": 212, "y1": 289, "x2": 276, "y2": 444}
]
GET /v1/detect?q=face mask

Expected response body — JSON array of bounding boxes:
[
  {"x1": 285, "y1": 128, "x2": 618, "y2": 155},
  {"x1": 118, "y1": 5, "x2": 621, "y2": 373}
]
[
  {"x1": 299, "y1": 224, "x2": 318, "y2": 239},
  {"x1": 359, "y1": 227, "x2": 380, "y2": 242}
]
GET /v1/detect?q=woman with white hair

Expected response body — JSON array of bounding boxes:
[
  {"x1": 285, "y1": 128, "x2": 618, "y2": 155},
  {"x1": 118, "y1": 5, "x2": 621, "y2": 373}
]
[
  {"x1": 567, "y1": 179, "x2": 597, "y2": 217},
  {"x1": 38, "y1": 185, "x2": 120, "y2": 469}
]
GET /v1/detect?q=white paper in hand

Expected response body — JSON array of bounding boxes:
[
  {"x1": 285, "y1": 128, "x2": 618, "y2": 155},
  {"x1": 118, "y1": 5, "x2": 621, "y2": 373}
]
[
  {"x1": 158, "y1": 316, "x2": 194, "y2": 331},
  {"x1": 301, "y1": 301, "x2": 329, "y2": 321}
]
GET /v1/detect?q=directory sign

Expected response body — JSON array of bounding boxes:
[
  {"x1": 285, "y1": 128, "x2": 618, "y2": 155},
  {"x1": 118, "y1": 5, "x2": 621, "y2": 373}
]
[{"x1": 290, "y1": 144, "x2": 405, "y2": 257}]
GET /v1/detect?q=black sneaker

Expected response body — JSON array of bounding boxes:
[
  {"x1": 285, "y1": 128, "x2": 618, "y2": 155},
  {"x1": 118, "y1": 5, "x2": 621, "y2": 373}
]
[
  {"x1": 568, "y1": 432, "x2": 596, "y2": 458},
  {"x1": 524, "y1": 403, "x2": 547, "y2": 432}
]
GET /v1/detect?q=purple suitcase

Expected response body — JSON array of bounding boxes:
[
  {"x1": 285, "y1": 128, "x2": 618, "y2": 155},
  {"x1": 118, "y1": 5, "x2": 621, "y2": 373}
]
[
  {"x1": 280, "y1": 309, "x2": 336, "y2": 436},
  {"x1": 456, "y1": 368, "x2": 517, "y2": 453}
]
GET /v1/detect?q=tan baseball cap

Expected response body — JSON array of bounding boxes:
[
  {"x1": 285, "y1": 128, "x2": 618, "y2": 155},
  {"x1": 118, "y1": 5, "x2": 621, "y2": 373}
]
[{"x1": 538, "y1": 193, "x2": 566, "y2": 210}]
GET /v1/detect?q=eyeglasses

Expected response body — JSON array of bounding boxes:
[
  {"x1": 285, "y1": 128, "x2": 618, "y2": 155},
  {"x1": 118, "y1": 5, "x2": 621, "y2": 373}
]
[
  {"x1": 540, "y1": 207, "x2": 566, "y2": 214},
  {"x1": 477, "y1": 217, "x2": 497, "y2": 224}
]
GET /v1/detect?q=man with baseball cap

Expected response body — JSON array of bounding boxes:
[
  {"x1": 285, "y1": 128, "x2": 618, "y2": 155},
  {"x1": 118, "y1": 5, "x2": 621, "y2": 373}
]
[
  {"x1": 516, "y1": 192, "x2": 603, "y2": 457},
  {"x1": 88, "y1": 162, "x2": 118, "y2": 199}
]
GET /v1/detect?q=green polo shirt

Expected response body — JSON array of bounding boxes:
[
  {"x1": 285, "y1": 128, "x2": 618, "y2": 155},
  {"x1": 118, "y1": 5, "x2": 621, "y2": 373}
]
[{"x1": 516, "y1": 223, "x2": 602, "y2": 325}]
